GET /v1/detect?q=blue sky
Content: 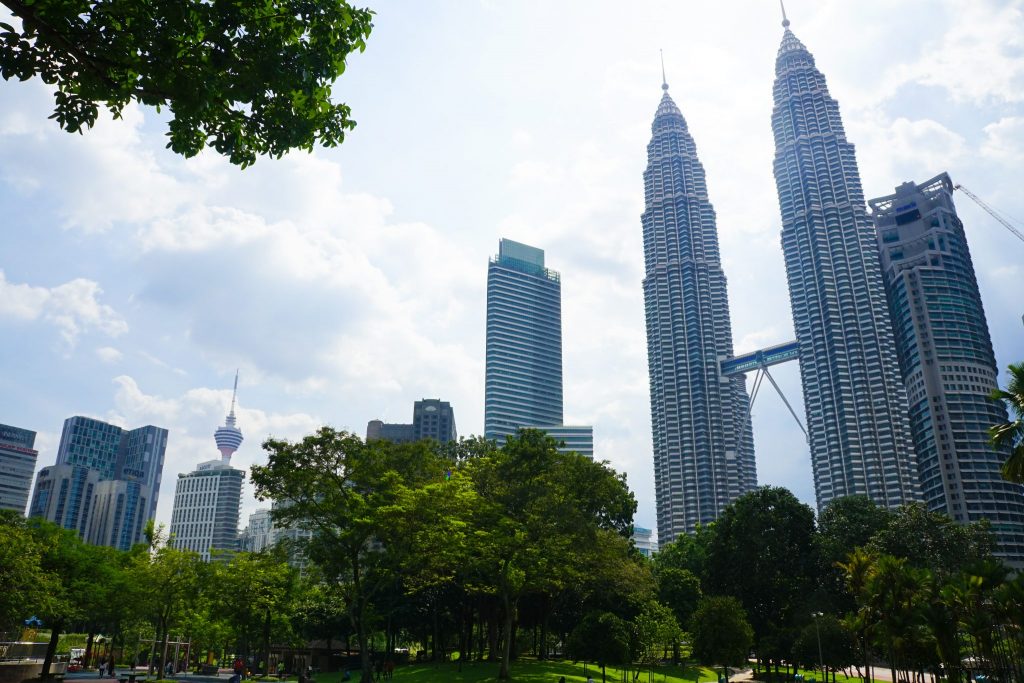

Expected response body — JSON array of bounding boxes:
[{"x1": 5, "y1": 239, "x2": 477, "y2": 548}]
[{"x1": 2, "y1": 0, "x2": 1023, "y2": 535}]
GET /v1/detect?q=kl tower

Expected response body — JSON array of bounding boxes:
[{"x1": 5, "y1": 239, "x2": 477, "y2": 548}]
[{"x1": 214, "y1": 371, "x2": 244, "y2": 463}]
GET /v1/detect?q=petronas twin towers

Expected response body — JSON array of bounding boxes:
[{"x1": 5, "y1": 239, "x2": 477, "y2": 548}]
[{"x1": 645, "y1": 16, "x2": 920, "y2": 543}]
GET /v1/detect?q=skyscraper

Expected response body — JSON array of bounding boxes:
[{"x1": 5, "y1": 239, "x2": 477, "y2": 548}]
[
  {"x1": 0, "y1": 423, "x2": 38, "y2": 514},
  {"x1": 29, "y1": 416, "x2": 167, "y2": 548},
  {"x1": 870, "y1": 173, "x2": 1024, "y2": 566},
  {"x1": 170, "y1": 376, "x2": 245, "y2": 561},
  {"x1": 770, "y1": 13, "x2": 920, "y2": 511},
  {"x1": 484, "y1": 239, "x2": 564, "y2": 441},
  {"x1": 483, "y1": 239, "x2": 595, "y2": 457},
  {"x1": 641, "y1": 76, "x2": 756, "y2": 543}
]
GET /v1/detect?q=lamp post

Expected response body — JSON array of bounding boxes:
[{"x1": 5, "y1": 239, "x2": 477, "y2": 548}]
[{"x1": 812, "y1": 612, "x2": 824, "y2": 681}]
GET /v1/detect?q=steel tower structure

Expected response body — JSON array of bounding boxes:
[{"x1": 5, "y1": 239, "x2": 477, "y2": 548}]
[
  {"x1": 642, "y1": 75, "x2": 755, "y2": 543},
  {"x1": 770, "y1": 12, "x2": 920, "y2": 510}
]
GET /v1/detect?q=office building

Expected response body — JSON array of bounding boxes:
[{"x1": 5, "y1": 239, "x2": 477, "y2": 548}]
[
  {"x1": 632, "y1": 527, "x2": 659, "y2": 558},
  {"x1": 641, "y1": 76, "x2": 756, "y2": 543},
  {"x1": 483, "y1": 238, "x2": 596, "y2": 457},
  {"x1": 87, "y1": 478, "x2": 149, "y2": 551},
  {"x1": 366, "y1": 398, "x2": 457, "y2": 444},
  {"x1": 484, "y1": 239, "x2": 565, "y2": 441},
  {"x1": 239, "y1": 508, "x2": 274, "y2": 553},
  {"x1": 169, "y1": 460, "x2": 244, "y2": 560},
  {"x1": 534, "y1": 425, "x2": 594, "y2": 458},
  {"x1": 870, "y1": 173, "x2": 1024, "y2": 565},
  {"x1": 29, "y1": 416, "x2": 167, "y2": 548},
  {"x1": 770, "y1": 14, "x2": 920, "y2": 511},
  {"x1": 0, "y1": 423, "x2": 38, "y2": 514},
  {"x1": 28, "y1": 464, "x2": 100, "y2": 536},
  {"x1": 170, "y1": 378, "x2": 245, "y2": 561}
]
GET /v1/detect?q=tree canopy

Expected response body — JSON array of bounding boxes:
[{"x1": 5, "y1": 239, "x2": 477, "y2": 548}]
[{"x1": 0, "y1": 0, "x2": 373, "y2": 167}]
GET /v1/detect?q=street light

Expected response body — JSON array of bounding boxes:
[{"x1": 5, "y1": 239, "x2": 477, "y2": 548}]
[{"x1": 812, "y1": 612, "x2": 824, "y2": 681}]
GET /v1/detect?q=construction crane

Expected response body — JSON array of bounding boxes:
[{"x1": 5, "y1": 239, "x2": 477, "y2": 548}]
[{"x1": 954, "y1": 184, "x2": 1024, "y2": 244}]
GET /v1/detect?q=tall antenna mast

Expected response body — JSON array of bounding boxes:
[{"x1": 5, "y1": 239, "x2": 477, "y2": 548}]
[{"x1": 230, "y1": 369, "x2": 239, "y2": 415}]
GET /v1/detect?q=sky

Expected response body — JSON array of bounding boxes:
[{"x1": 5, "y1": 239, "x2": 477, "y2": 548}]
[{"x1": 2, "y1": 0, "x2": 1023, "y2": 536}]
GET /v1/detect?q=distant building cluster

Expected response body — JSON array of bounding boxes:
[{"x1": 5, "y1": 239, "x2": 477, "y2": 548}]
[{"x1": 643, "y1": 11, "x2": 1024, "y2": 567}]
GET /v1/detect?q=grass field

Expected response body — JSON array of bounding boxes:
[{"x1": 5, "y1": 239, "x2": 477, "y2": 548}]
[{"x1": 310, "y1": 660, "x2": 724, "y2": 683}]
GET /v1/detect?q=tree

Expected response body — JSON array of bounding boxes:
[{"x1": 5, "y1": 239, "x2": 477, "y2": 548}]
[
  {"x1": 690, "y1": 596, "x2": 754, "y2": 682},
  {"x1": 130, "y1": 524, "x2": 203, "y2": 679},
  {"x1": 705, "y1": 487, "x2": 818, "y2": 671},
  {"x1": 567, "y1": 611, "x2": 631, "y2": 683},
  {"x1": 464, "y1": 429, "x2": 636, "y2": 680},
  {"x1": 867, "y1": 503, "x2": 993, "y2": 576},
  {"x1": 816, "y1": 496, "x2": 891, "y2": 613},
  {"x1": 989, "y1": 362, "x2": 1024, "y2": 482},
  {"x1": 250, "y1": 428, "x2": 462, "y2": 683},
  {"x1": 791, "y1": 615, "x2": 856, "y2": 683},
  {"x1": 656, "y1": 567, "x2": 701, "y2": 662},
  {"x1": 25, "y1": 518, "x2": 112, "y2": 677},
  {"x1": 213, "y1": 549, "x2": 299, "y2": 675},
  {"x1": 633, "y1": 601, "x2": 684, "y2": 673},
  {"x1": 0, "y1": 513, "x2": 57, "y2": 634},
  {"x1": 653, "y1": 523, "x2": 715, "y2": 581},
  {"x1": 0, "y1": 0, "x2": 373, "y2": 167}
]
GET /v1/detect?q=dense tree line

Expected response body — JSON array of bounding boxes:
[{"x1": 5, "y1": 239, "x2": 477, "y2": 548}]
[{"x1": 4, "y1": 420, "x2": 1023, "y2": 683}]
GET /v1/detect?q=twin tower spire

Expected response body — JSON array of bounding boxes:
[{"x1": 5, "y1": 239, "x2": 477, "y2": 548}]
[{"x1": 645, "y1": 6, "x2": 920, "y2": 543}]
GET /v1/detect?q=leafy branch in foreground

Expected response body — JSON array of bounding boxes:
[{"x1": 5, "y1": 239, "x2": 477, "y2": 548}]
[{"x1": 0, "y1": 0, "x2": 373, "y2": 167}]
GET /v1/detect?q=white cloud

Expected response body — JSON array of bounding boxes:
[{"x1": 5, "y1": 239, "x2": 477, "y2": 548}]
[
  {"x1": 95, "y1": 346, "x2": 123, "y2": 363},
  {"x1": 0, "y1": 270, "x2": 128, "y2": 346},
  {"x1": 981, "y1": 116, "x2": 1024, "y2": 162},
  {"x1": 882, "y1": 2, "x2": 1024, "y2": 105}
]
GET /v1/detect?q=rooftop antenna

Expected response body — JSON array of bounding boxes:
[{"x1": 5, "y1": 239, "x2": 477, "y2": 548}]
[
  {"x1": 780, "y1": 0, "x2": 790, "y2": 27},
  {"x1": 660, "y1": 49, "x2": 668, "y2": 91},
  {"x1": 229, "y1": 369, "x2": 239, "y2": 416}
]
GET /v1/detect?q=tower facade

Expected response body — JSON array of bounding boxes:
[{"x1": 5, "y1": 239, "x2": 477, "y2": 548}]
[
  {"x1": 870, "y1": 173, "x2": 1024, "y2": 565},
  {"x1": 641, "y1": 80, "x2": 756, "y2": 543},
  {"x1": 771, "y1": 18, "x2": 920, "y2": 510},
  {"x1": 0, "y1": 423, "x2": 38, "y2": 514},
  {"x1": 170, "y1": 378, "x2": 245, "y2": 561},
  {"x1": 484, "y1": 239, "x2": 564, "y2": 441}
]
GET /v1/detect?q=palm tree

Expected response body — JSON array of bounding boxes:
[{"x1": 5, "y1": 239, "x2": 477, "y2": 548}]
[{"x1": 989, "y1": 362, "x2": 1024, "y2": 482}]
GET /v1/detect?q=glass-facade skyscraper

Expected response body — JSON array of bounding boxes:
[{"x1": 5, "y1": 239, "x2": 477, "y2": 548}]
[
  {"x1": 771, "y1": 18, "x2": 920, "y2": 511},
  {"x1": 641, "y1": 80, "x2": 756, "y2": 543},
  {"x1": 484, "y1": 239, "x2": 564, "y2": 441},
  {"x1": 29, "y1": 416, "x2": 167, "y2": 549},
  {"x1": 870, "y1": 173, "x2": 1024, "y2": 566}
]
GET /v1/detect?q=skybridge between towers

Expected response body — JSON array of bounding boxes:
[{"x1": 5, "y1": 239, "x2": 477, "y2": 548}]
[{"x1": 720, "y1": 339, "x2": 808, "y2": 440}]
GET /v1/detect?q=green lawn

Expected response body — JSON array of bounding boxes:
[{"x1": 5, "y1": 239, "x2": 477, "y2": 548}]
[{"x1": 311, "y1": 659, "x2": 724, "y2": 683}]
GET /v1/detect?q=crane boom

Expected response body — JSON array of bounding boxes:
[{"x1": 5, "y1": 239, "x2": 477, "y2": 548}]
[{"x1": 954, "y1": 184, "x2": 1024, "y2": 244}]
